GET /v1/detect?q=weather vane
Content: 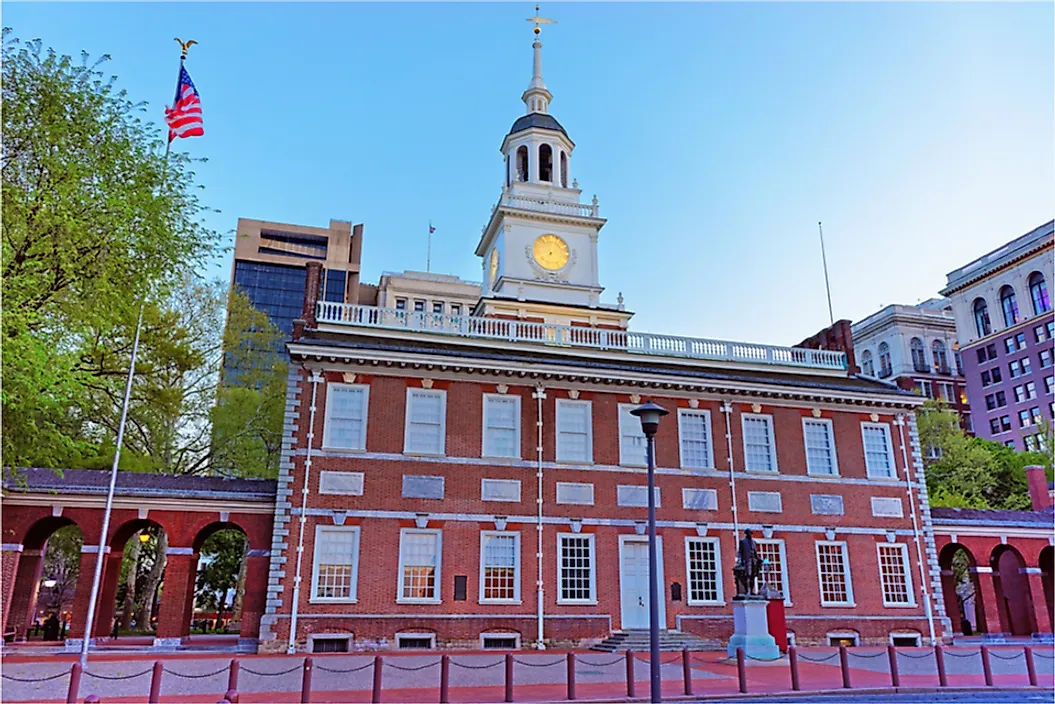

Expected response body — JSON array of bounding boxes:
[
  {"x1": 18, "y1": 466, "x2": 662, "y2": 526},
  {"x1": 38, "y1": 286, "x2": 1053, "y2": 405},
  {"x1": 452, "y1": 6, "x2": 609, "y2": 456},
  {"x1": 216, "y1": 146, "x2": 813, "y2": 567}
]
[
  {"x1": 526, "y1": 4, "x2": 556, "y2": 36},
  {"x1": 174, "y1": 37, "x2": 197, "y2": 58}
]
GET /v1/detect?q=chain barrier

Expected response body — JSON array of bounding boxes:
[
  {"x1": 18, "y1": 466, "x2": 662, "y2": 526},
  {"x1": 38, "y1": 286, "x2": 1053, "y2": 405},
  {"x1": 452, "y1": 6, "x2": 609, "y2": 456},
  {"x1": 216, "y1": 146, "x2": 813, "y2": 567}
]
[
  {"x1": 846, "y1": 650, "x2": 888, "y2": 659},
  {"x1": 163, "y1": 666, "x2": 230, "y2": 679},
  {"x1": 576, "y1": 656, "x2": 624, "y2": 667},
  {"x1": 797, "y1": 652, "x2": 840, "y2": 663},
  {"x1": 1, "y1": 671, "x2": 70, "y2": 683},
  {"x1": 895, "y1": 650, "x2": 934, "y2": 660},
  {"x1": 943, "y1": 650, "x2": 980, "y2": 659},
  {"x1": 661, "y1": 654, "x2": 682, "y2": 665},
  {"x1": 744, "y1": 653, "x2": 783, "y2": 662},
  {"x1": 83, "y1": 668, "x2": 154, "y2": 680},
  {"x1": 241, "y1": 665, "x2": 303, "y2": 677},
  {"x1": 988, "y1": 651, "x2": 1025, "y2": 662},
  {"x1": 384, "y1": 659, "x2": 441, "y2": 673},
  {"x1": 450, "y1": 659, "x2": 505, "y2": 670},
  {"x1": 1032, "y1": 651, "x2": 1055, "y2": 660},
  {"x1": 315, "y1": 661, "x2": 375, "y2": 674},
  {"x1": 512, "y1": 657, "x2": 564, "y2": 668}
]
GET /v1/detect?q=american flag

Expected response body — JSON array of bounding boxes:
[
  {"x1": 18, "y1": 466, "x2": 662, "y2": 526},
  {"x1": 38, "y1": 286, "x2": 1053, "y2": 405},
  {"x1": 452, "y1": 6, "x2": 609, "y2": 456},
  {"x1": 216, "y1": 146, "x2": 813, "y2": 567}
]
[{"x1": 164, "y1": 64, "x2": 204, "y2": 142}]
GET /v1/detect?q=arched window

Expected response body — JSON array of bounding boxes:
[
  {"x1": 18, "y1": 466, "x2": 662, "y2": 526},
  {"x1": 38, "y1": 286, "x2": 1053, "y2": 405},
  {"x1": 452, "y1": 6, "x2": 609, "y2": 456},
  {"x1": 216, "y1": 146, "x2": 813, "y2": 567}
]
[
  {"x1": 878, "y1": 342, "x2": 892, "y2": 378},
  {"x1": 999, "y1": 285, "x2": 1019, "y2": 327},
  {"x1": 516, "y1": 146, "x2": 528, "y2": 182},
  {"x1": 560, "y1": 150, "x2": 568, "y2": 188},
  {"x1": 505, "y1": 154, "x2": 510, "y2": 187},
  {"x1": 910, "y1": 337, "x2": 927, "y2": 373},
  {"x1": 1029, "y1": 272, "x2": 1050, "y2": 314},
  {"x1": 932, "y1": 340, "x2": 949, "y2": 375},
  {"x1": 973, "y1": 298, "x2": 991, "y2": 337},
  {"x1": 861, "y1": 350, "x2": 874, "y2": 377},
  {"x1": 538, "y1": 144, "x2": 553, "y2": 182}
]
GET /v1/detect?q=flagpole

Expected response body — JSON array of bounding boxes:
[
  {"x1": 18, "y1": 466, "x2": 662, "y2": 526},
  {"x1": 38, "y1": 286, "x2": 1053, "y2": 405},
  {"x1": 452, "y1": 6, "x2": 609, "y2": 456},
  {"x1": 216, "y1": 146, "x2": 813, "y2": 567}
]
[
  {"x1": 818, "y1": 221, "x2": 834, "y2": 325},
  {"x1": 427, "y1": 220, "x2": 433, "y2": 273},
  {"x1": 78, "y1": 39, "x2": 191, "y2": 669}
]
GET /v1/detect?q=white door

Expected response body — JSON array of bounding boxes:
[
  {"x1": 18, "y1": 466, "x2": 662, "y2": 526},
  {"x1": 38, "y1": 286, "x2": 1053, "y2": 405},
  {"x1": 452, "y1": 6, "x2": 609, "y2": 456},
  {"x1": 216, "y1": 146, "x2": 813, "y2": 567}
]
[{"x1": 619, "y1": 537, "x2": 665, "y2": 630}]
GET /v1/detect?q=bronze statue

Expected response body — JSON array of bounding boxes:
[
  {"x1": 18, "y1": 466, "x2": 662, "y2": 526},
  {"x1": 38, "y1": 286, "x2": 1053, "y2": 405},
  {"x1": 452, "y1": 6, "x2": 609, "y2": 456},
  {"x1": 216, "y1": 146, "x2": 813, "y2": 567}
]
[{"x1": 733, "y1": 528, "x2": 763, "y2": 598}]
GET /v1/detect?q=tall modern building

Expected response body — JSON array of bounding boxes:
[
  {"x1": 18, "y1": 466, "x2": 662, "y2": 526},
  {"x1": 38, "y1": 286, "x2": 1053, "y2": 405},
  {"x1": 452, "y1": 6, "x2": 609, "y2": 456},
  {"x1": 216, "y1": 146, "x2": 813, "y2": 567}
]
[
  {"x1": 851, "y1": 299, "x2": 971, "y2": 432},
  {"x1": 940, "y1": 221, "x2": 1054, "y2": 452},
  {"x1": 229, "y1": 218, "x2": 365, "y2": 357}
]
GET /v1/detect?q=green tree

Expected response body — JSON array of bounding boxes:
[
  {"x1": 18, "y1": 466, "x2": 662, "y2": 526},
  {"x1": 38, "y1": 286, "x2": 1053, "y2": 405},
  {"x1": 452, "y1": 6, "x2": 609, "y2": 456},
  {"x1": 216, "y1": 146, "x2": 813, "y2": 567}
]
[
  {"x1": 38, "y1": 525, "x2": 82, "y2": 616},
  {"x1": 194, "y1": 530, "x2": 248, "y2": 628},
  {"x1": 2, "y1": 32, "x2": 220, "y2": 469},
  {"x1": 917, "y1": 399, "x2": 1053, "y2": 510}
]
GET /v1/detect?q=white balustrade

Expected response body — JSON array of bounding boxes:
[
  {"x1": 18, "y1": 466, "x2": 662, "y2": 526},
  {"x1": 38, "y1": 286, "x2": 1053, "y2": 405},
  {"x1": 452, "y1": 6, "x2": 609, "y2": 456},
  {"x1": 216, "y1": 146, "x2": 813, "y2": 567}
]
[
  {"x1": 499, "y1": 194, "x2": 598, "y2": 218},
  {"x1": 315, "y1": 304, "x2": 848, "y2": 371}
]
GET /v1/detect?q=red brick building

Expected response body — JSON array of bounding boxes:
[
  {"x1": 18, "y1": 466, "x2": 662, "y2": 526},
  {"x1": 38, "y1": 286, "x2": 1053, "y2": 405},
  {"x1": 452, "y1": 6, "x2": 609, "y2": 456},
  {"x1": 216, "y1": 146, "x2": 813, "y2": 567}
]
[{"x1": 256, "y1": 30, "x2": 948, "y2": 654}]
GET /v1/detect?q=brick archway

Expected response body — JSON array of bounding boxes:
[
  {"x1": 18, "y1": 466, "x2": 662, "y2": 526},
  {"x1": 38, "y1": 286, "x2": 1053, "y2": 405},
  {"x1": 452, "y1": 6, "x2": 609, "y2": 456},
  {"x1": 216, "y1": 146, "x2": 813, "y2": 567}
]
[
  {"x1": 4, "y1": 516, "x2": 83, "y2": 641},
  {"x1": 1038, "y1": 546, "x2": 1053, "y2": 633},
  {"x1": 991, "y1": 544, "x2": 1036, "y2": 637}
]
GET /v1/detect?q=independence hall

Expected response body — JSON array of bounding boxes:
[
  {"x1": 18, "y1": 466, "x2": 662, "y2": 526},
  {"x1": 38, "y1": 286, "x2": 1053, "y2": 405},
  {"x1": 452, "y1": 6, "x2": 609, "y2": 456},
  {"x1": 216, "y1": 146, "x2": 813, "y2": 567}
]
[{"x1": 253, "y1": 27, "x2": 952, "y2": 654}]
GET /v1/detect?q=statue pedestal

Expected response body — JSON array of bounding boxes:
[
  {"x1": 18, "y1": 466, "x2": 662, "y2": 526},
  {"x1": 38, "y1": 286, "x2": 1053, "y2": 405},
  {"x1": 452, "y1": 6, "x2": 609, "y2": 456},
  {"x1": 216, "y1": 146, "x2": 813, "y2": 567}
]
[{"x1": 727, "y1": 598, "x2": 780, "y2": 661}]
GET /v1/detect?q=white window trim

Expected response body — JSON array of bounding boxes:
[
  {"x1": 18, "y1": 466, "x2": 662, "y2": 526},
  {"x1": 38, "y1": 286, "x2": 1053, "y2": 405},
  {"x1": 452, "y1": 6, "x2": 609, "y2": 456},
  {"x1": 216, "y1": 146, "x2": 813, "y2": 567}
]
[
  {"x1": 677, "y1": 408, "x2": 715, "y2": 470},
  {"x1": 556, "y1": 532, "x2": 597, "y2": 605},
  {"x1": 684, "y1": 536, "x2": 724, "y2": 605},
  {"x1": 876, "y1": 542, "x2": 917, "y2": 608},
  {"x1": 802, "y1": 417, "x2": 839, "y2": 477},
  {"x1": 827, "y1": 631, "x2": 860, "y2": 647},
  {"x1": 755, "y1": 538, "x2": 792, "y2": 606},
  {"x1": 618, "y1": 403, "x2": 648, "y2": 467},
  {"x1": 403, "y1": 388, "x2": 447, "y2": 456},
  {"x1": 309, "y1": 525, "x2": 361, "y2": 604},
  {"x1": 482, "y1": 394, "x2": 522, "y2": 460},
  {"x1": 861, "y1": 422, "x2": 897, "y2": 480},
  {"x1": 815, "y1": 540, "x2": 855, "y2": 607},
  {"x1": 556, "y1": 399, "x2": 593, "y2": 464},
  {"x1": 889, "y1": 631, "x2": 922, "y2": 647},
  {"x1": 396, "y1": 632, "x2": 436, "y2": 649},
  {"x1": 308, "y1": 632, "x2": 353, "y2": 653},
  {"x1": 479, "y1": 530, "x2": 522, "y2": 604},
  {"x1": 741, "y1": 413, "x2": 778, "y2": 473},
  {"x1": 322, "y1": 383, "x2": 370, "y2": 451},
  {"x1": 396, "y1": 528, "x2": 443, "y2": 604},
  {"x1": 480, "y1": 632, "x2": 521, "y2": 650}
]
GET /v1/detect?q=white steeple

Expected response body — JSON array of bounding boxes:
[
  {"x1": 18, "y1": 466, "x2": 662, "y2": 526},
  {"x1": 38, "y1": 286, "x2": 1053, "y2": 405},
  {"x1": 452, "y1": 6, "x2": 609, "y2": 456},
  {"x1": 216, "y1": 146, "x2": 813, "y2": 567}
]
[{"x1": 522, "y1": 5, "x2": 554, "y2": 114}]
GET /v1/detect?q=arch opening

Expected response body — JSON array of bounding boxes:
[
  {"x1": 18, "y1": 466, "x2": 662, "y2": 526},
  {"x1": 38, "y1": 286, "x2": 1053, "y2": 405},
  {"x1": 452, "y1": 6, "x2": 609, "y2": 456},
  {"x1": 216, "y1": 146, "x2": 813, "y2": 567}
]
[
  {"x1": 991, "y1": 544, "x2": 1036, "y2": 636},
  {"x1": 515, "y1": 146, "x2": 528, "y2": 183},
  {"x1": 11, "y1": 518, "x2": 83, "y2": 642},
  {"x1": 538, "y1": 144, "x2": 553, "y2": 182},
  {"x1": 1040, "y1": 546, "x2": 1054, "y2": 633},
  {"x1": 107, "y1": 520, "x2": 168, "y2": 639},
  {"x1": 191, "y1": 522, "x2": 250, "y2": 636},
  {"x1": 938, "y1": 543, "x2": 984, "y2": 636}
]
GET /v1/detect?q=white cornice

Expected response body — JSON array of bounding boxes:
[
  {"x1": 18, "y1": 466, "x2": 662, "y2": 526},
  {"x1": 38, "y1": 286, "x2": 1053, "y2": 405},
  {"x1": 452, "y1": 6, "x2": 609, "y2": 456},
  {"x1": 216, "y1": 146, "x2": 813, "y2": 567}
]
[{"x1": 2, "y1": 493, "x2": 275, "y2": 515}]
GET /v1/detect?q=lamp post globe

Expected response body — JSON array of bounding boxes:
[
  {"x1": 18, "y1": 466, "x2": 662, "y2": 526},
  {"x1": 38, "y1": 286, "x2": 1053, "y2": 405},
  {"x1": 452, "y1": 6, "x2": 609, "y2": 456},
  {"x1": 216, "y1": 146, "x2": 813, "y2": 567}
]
[{"x1": 630, "y1": 400, "x2": 669, "y2": 702}]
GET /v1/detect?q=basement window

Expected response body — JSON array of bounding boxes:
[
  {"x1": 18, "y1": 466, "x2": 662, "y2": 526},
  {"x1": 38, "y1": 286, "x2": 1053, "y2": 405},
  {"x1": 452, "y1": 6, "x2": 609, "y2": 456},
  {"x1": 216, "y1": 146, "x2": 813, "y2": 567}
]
[
  {"x1": 890, "y1": 632, "x2": 922, "y2": 647},
  {"x1": 310, "y1": 634, "x2": 351, "y2": 653},
  {"x1": 481, "y1": 632, "x2": 520, "y2": 650},
  {"x1": 826, "y1": 631, "x2": 859, "y2": 647},
  {"x1": 397, "y1": 633, "x2": 436, "y2": 650}
]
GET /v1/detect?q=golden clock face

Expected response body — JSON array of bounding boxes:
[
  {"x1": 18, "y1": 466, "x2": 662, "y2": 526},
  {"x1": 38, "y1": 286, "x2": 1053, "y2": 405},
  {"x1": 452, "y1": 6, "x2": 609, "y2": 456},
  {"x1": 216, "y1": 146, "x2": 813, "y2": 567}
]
[
  {"x1": 532, "y1": 234, "x2": 570, "y2": 271},
  {"x1": 489, "y1": 248, "x2": 500, "y2": 283}
]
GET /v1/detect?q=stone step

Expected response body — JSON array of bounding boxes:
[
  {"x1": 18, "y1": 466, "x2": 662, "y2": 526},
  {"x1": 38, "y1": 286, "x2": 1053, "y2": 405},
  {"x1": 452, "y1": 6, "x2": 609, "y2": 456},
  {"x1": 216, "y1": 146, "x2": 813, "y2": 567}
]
[{"x1": 591, "y1": 629, "x2": 713, "y2": 653}]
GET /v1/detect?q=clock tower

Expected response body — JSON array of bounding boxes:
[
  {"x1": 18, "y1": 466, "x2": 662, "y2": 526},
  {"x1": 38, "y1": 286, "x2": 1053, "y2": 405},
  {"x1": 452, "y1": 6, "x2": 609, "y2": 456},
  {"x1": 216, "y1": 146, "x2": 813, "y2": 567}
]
[{"x1": 474, "y1": 10, "x2": 631, "y2": 329}]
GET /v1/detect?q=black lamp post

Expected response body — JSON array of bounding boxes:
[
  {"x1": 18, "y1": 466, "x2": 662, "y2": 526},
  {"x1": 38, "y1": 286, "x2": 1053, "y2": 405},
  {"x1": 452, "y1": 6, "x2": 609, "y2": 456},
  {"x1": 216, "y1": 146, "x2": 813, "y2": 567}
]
[{"x1": 630, "y1": 400, "x2": 669, "y2": 703}]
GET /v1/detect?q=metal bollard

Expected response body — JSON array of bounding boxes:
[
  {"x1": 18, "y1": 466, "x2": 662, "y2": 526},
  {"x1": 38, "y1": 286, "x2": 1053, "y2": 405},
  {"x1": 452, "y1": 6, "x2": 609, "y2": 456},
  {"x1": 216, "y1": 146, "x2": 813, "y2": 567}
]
[
  {"x1": 788, "y1": 646, "x2": 800, "y2": 691},
  {"x1": 625, "y1": 650, "x2": 635, "y2": 698},
  {"x1": 148, "y1": 661, "x2": 164, "y2": 704},
  {"x1": 372, "y1": 656, "x2": 384, "y2": 704},
  {"x1": 504, "y1": 653, "x2": 514, "y2": 703},
  {"x1": 887, "y1": 644, "x2": 900, "y2": 687},
  {"x1": 439, "y1": 654, "x2": 450, "y2": 704},
  {"x1": 567, "y1": 651, "x2": 576, "y2": 701},
  {"x1": 1025, "y1": 646, "x2": 1038, "y2": 687},
  {"x1": 66, "y1": 662, "x2": 82, "y2": 704},
  {"x1": 838, "y1": 645, "x2": 851, "y2": 689},
  {"x1": 228, "y1": 658, "x2": 240, "y2": 694},
  {"x1": 682, "y1": 647, "x2": 693, "y2": 696},
  {"x1": 300, "y1": 657, "x2": 313, "y2": 704},
  {"x1": 935, "y1": 644, "x2": 948, "y2": 687},
  {"x1": 224, "y1": 690, "x2": 239, "y2": 704},
  {"x1": 980, "y1": 645, "x2": 994, "y2": 687},
  {"x1": 736, "y1": 647, "x2": 747, "y2": 694}
]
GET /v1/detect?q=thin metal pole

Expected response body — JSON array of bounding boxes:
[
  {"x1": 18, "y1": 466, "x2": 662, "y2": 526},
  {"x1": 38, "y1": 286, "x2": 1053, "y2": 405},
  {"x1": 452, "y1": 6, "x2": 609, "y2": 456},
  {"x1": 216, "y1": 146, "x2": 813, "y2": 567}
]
[
  {"x1": 427, "y1": 220, "x2": 433, "y2": 273},
  {"x1": 80, "y1": 303, "x2": 145, "y2": 668},
  {"x1": 645, "y1": 434, "x2": 661, "y2": 703},
  {"x1": 533, "y1": 386, "x2": 546, "y2": 649},
  {"x1": 818, "y1": 222, "x2": 834, "y2": 325}
]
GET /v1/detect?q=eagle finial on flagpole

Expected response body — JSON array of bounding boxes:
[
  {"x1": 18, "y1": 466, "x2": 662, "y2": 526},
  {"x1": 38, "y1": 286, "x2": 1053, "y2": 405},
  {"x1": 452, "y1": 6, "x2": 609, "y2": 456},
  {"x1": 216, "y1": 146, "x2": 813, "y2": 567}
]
[
  {"x1": 174, "y1": 37, "x2": 197, "y2": 59},
  {"x1": 527, "y1": 4, "x2": 556, "y2": 36}
]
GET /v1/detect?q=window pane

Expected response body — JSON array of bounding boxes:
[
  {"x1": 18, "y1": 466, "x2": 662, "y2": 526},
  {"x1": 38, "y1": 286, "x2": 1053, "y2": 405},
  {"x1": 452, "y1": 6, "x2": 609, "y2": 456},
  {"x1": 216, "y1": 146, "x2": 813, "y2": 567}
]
[
  {"x1": 482, "y1": 533, "x2": 517, "y2": 601},
  {"x1": 878, "y1": 545, "x2": 911, "y2": 605},
  {"x1": 620, "y1": 406, "x2": 647, "y2": 465},
  {"x1": 401, "y1": 533, "x2": 438, "y2": 600},
  {"x1": 315, "y1": 529, "x2": 358, "y2": 599},
  {"x1": 679, "y1": 412, "x2": 712, "y2": 468},
  {"x1": 559, "y1": 536, "x2": 593, "y2": 601},
  {"x1": 687, "y1": 539, "x2": 719, "y2": 603},
  {"x1": 744, "y1": 416, "x2": 774, "y2": 471},
  {"x1": 863, "y1": 426, "x2": 893, "y2": 478},
  {"x1": 817, "y1": 543, "x2": 850, "y2": 604},
  {"x1": 485, "y1": 397, "x2": 519, "y2": 458},
  {"x1": 558, "y1": 403, "x2": 590, "y2": 462},
  {"x1": 804, "y1": 420, "x2": 836, "y2": 475},
  {"x1": 407, "y1": 392, "x2": 444, "y2": 453},
  {"x1": 757, "y1": 541, "x2": 785, "y2": 597},
  {"x1": 328, "y1": 387, "x2": 365, "y2": 449}
]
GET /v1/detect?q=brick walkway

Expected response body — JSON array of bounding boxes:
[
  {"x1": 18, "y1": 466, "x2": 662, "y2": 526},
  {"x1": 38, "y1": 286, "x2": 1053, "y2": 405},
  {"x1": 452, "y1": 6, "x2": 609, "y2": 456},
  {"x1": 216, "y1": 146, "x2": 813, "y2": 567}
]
[{"x1": 3, "y1": 647, "x2": 1053, "y2": 703}]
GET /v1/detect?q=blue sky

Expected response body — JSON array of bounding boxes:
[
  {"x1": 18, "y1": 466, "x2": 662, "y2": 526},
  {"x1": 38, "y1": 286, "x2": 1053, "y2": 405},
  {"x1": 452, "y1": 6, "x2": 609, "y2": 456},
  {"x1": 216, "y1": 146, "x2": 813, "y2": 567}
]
[{"x1": 7, "y1": 2, "x2": 1053, "y2": 345}]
